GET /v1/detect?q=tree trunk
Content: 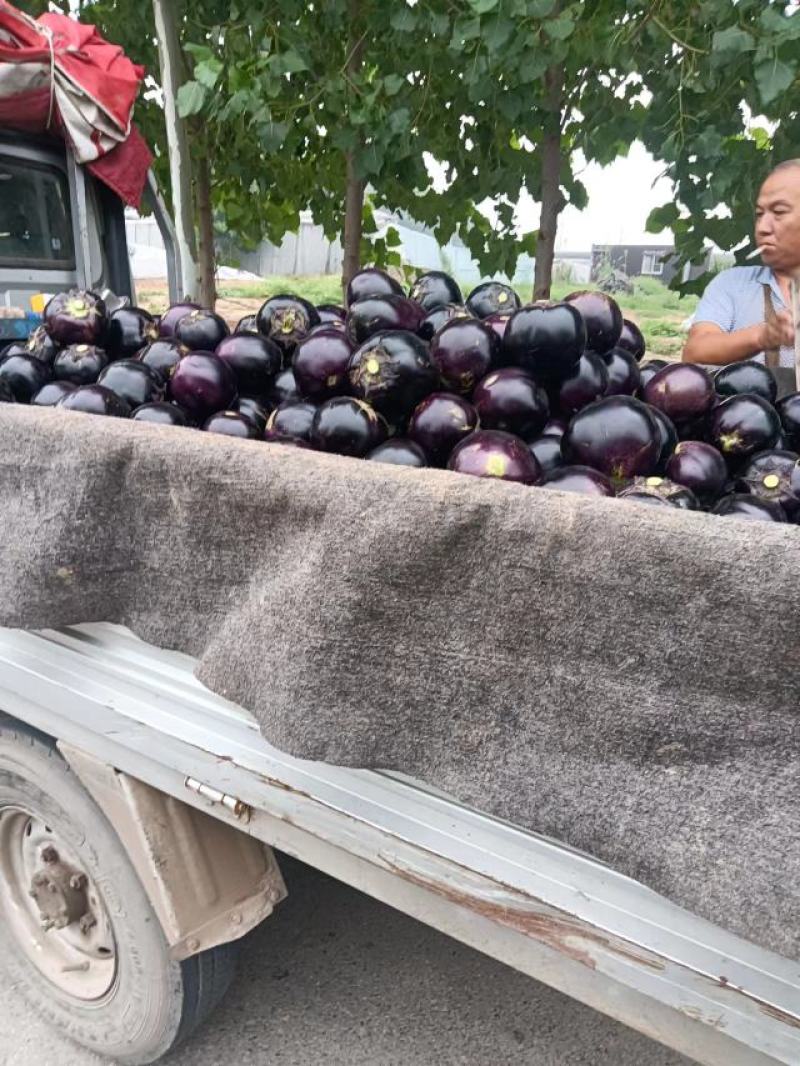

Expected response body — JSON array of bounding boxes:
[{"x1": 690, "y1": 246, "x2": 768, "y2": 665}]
[
  {"x1": 341, "y1": 1, "x2": 366, "y2": 295},
  {"x1": 533, "y1": 64, "x2": 565, "y2": 302},
  {"x1": 152, "y1": 0, "x2": 198, "y2": 301},
  {"x1": 342, "y1": 154, "x2": 365, "y2": 294},
  {"x1": 195, "y1": 146, "x2": 216, "y2": 309}
]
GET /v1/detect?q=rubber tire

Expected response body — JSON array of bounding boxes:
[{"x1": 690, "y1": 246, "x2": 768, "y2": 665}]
[{"x1": 0, "y1": 714, "x2": 238, "y2": 1065}]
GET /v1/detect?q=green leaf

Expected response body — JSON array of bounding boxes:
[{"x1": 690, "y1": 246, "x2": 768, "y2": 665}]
[
  {"x1": 468, "y1": 0, "x2": 498, "y2": 12},
  {"x1": 176, "y1": 80, "x2": 206, "y2": 118},
  {"x1": 194, "y1": 57, "x2": 223, "y2": 89},
  {"x1": 270, "y1": 48, "x2": 308, "y2": 75},
  {"x1": 384, "y1": 226, "x2": 402, "y2": 248},
  {"x1": 383, "y1": 74, "x2": 405, "y2": 97},
  {"x1": 257, "y1": 120, "x2": 290, "y2": 153},
  {"x1": 450, "y1": 16, "x2": 482, "y2": 45},
  {"x1": 760, "y1": 6, "x2": 800, "y2": 37},
  {"x1": 388, "y1": 107, "x2": 411, "y2": 134},
  {"x1": 711, "y1": 27, "x2": 754, "y2": 55},
  {"x1": 527, "y1": 0, "x2": 556, "y2": 15},
  {"x1": 646, "y1": 203, "x2": 680, "y2": 233},
  {"x1": 183, "y1": 43, "x2": 213, "y2": 61},
  {"x1": 755, "y1": 57, "x2": 796, "y2": 105},
  {"x1": 545, "y1": 16, "x2": 574, "y2": 41},
  {"x1": 390, "y1": 6, "x2": 418, "y2": 32}
]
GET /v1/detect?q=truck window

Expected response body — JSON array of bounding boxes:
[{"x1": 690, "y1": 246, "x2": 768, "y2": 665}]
[{"x1": 0, "y1": 158, "x2": 75, "y2": 269}]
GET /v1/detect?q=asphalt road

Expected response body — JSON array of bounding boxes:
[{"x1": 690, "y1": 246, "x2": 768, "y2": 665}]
[{"x1": 0, "y1": 855, "x2": 693, "y2": 1066}]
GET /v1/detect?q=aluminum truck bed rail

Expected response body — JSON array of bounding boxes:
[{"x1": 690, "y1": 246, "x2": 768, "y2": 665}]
[{"x1": 0, "y1": 623, "x2": 797, "y2": 1066}]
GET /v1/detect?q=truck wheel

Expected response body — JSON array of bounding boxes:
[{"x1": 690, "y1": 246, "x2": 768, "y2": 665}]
[{"x1": 0, "y1": 715, "x2": 238, "y2": 1065}]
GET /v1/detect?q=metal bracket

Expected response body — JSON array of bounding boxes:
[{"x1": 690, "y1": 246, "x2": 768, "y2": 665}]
[{"x1": 58, "y1": 743, "x2": 286, "y2": 961}]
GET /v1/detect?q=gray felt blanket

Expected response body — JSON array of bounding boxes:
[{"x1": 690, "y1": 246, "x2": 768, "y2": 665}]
[{"x1": 0, "y1": 403, "x2": 798, "y2": 962}]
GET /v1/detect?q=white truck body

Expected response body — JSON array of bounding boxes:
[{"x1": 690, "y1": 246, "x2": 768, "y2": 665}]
[{"x1": 0, "y1": 622, "x2": 797, "y2": 1065}]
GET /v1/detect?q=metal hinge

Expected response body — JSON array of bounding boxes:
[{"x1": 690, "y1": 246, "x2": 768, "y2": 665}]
[{"x1": 184, "y1": 777, "x2": 252, "y2": 822}]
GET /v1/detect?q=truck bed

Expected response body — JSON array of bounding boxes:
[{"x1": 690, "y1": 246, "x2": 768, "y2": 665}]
[{"x1": 0, "y1": 622, "x2": 797, "y2": 1066}]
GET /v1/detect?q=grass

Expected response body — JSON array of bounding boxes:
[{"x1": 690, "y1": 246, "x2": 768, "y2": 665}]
[
  {"x1": 217, "y1": 276, "x2": 343, "y2": 304},
  {"x1": 137, "y1": 271, "x2": 697, "y2": 361}
]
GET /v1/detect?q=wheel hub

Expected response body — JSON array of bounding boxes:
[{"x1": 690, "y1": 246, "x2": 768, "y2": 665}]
[{"x1": 0, "y1": 806, "x2": 117, "y2": 999}]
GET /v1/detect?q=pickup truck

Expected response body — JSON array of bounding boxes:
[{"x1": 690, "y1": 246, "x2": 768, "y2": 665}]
[{"x1": 0, "y1": 133, "x2": 799, "y2": 1066}]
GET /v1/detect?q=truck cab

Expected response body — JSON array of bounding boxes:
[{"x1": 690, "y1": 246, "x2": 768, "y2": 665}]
[{"x1": 0, "y1": 130, "x2": 176, "y2": 342}]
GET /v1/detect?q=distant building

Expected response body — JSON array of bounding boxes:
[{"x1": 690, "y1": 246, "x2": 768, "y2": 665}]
[{"x1": 590, "y1": 244, "x2": 711, "y2": 286}]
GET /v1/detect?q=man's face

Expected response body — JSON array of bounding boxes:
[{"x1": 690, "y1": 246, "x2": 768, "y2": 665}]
[{"x1": 755, "y1": 167, "x2": 800, "y2": 272}]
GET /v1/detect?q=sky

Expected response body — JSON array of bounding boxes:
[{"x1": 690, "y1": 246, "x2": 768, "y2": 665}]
[{"x1": 531, "y1": 143, "x2": 675, "y2": 251}]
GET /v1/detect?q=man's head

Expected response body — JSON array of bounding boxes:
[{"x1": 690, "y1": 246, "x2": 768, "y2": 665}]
[{"x1": 756, "y1": 160, "x2": 800, "y2": 273}]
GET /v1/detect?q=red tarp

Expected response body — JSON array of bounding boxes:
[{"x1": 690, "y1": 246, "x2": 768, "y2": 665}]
[{"x1": 0, "y1": 1, "x2": 152, "y2": 207}]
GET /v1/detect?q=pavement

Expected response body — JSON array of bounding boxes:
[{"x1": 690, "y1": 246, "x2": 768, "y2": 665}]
[{"x1": 0, "y1": 855, "x2": 693, "y2": 1066}]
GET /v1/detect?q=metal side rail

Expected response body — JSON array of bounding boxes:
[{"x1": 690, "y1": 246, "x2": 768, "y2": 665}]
[{"x1": 0, "y1": 624, "x2": 797, "y2": 1066}]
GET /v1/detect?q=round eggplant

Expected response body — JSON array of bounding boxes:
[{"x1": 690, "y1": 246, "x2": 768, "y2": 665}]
[
  {"x1": 105, "y1": 307, "x2": 158, "y2": 360},
  {"x1": 175, "y1": 309, "x2": 230, "y2": 352},
  {"x1": 409, "y1": 271, "x2": 463, "y2": 312},
  {"x1": 473, "y1": 368, "x2": 549, "y2": 441},
  {"x1": 132, "y1": 401, "x2": 189, "y2": 426},
  {"x1": 137, "y1": 339, "x2": 187, "y2": 382},
  {"x1": 711, "y1": 494, "x2": 786, "y2": 522},
  {"x1": 266, "y1": 401, "x2": 317, "y2": 442},
  {"x1": 367, "y1": 438, "x2": 428, "y2": 467},
  {"x1": 311, "y1": 397, "x2": 388, "y2": 457},
  {"x1": 59, "y1": 384, "x2": 130, "y2": 417},
  {"x1": 714, "y1": 361, "x2": 777, "y2": 405},
  {"x1": 346, "y1": 267, "x2": 404, "y2": 307},
  {"x1": 527, "y1": 434, "x2": 565, "y2": 477},
  {"x1": 563, "y1": 290, "x2": 623, "y2": 354},
  {"x1": 417, "y1": 303, "x2": 471, "y2": 343},
  {"x1": 617, "y1": 319, "x2": 646, "y2": 361},
  {"x1": 257, "y1": 294, "x2": 320, "y2": 356},
  {"x1": 348, "y1": 330, "x2": 438, "y2": 421},
  {"x1": 158, "y1": 301, "x2": 202, "y2": 338},
  {"x1": 502, "y1": 303, "x2": 586, "y2": 382},
  {"x1": 707, "y1": 394, "x2": 781, "y2": 462},
  {"x1": 541, "y1": 465, "x2": 615, "y2": 497},
  {"x1": 563, "y1": 396, "x2": 660, "y2": 482},
  {"x1": 98, "y1": 360, "x2": 165, "y2": 410},
  {"x1": 234, "y1": 396, "x2": 272, "y2": 435},
  {"x1": 203, "y1": 411, "x2": 261, "y2": 439},
  {"x1": 430, "y1": 318, "x2": 500, "y2": 395},
  {"x1": 346, "y1": 295, "x2": 425, "y2": 347},
  {"x1": 293, "y1": 329, "x2": 354, "y2": 401},
  {"x1": 408, "y1": 392, "x2": 479, "y2": 466},
  {"x1": 465, "y1": 282, "x2": 521, "y2": 320},
  {"x1": 448, "y1": 429, "x2": 540, "y2": 484},
  {"x1": 31, "y1": 381, "x2": 75, "y2": 407},
  {"x1": 603, "y1": 347, "x2": 641, "y2": 397},
  {"x1": 44, "y1": 289, "x2": 106, "y2": 346},
  {"x1": 642, "y1": 363, "x2": 715, "y2": 424},
  {"x1": 0, "y1": 353, "x2": 52, "y2": 402},
  {"x1": 169, "y1": 352, "x2": 237, "y2": 422},
  {"x1": 215, "y1": 331, "x2": 282, "y2": 398},
  {"x1": 53, "y1": 344, "x2": 108, "y2": 387},
  {"x1": 554, "y1": 352, "x2": 608, "y2": 414},
  {"x1": 665, "y1": 441, "x2": 728, "y2": 503}
]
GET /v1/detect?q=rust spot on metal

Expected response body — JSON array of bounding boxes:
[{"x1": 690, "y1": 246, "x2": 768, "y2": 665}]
[
  {"x1": 759, "y1": 1003, "x2": 800, "y2": 1030},
  {"x1": 386, "y1": 860, "x2": 665, "y2": 974},
  {"x1": 254, "y1": 772, "x2": 313, "y2": 801},
  {"x1": 678, "y1": 1005, "x2": 727, "y2": 1030}
]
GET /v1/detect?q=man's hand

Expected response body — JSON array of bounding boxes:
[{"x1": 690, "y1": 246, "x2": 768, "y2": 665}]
[{"x1": 758, "y1": 309, "x2": 795, "y2": 351}]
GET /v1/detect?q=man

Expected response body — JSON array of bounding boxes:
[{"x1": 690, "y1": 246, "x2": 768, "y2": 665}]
[{"x1": 682, "y1": 159, "x2": 799, "y2": 368}]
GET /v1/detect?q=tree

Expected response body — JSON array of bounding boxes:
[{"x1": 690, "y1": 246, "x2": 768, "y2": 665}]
[
  {"x1": 635, "y1": 0, "x2": 800, "y2": 293},
  {"x1": 19, "y1": 0, "x2": 693, "y2": 299}
]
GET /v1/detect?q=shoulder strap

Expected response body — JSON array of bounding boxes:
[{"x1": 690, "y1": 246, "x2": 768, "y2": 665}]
[{"x1": 761, "y1": 284, "x2": 780, "y2": 369}]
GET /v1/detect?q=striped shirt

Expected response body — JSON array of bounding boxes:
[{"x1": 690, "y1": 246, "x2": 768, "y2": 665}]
[{"x1": 693, "y1": 265, "x2": 794, "y2": 368}]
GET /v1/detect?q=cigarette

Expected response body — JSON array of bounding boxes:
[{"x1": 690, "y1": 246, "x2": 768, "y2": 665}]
[{"x1": 746, "y1": 246, "x2": 765, "y2": 259}]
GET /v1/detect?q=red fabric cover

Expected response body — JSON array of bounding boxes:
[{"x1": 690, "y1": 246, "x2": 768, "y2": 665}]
[{"x1": 0, "y1": 1, "x2": 152, "y2": 207}]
